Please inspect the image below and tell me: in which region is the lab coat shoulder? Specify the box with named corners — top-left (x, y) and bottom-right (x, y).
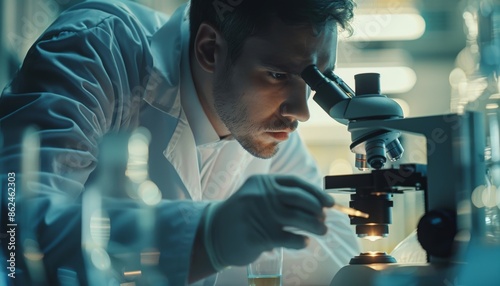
top-left (49, 0), bottom-right (167, 38)
top-left (3, 0), bottom-right (173, 140)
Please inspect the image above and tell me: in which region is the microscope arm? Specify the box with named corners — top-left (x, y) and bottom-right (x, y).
top-left (349, 112), bottom-right (486, 259)
top-left (347, 113), bottom-right (485, 208)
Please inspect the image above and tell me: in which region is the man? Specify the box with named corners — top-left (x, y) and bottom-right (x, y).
top-left (0, 0), bottom-right (358, 285)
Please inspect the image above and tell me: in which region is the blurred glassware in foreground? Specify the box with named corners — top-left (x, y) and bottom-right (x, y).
top-left (454, 1), bottom-right (500, 284)
top-left (453, 0), bottom-right (500, 243)
top-left (484, 112), bottom-right (500, 243)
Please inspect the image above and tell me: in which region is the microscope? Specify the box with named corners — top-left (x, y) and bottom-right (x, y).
top-left (301, 65), bottom-right (487, 285)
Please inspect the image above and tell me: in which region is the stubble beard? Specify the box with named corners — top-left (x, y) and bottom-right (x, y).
top-left (212, 68), bottom-right (279, 159)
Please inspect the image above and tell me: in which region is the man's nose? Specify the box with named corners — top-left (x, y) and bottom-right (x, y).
top-left (280, 83), bottom-right (311, 122)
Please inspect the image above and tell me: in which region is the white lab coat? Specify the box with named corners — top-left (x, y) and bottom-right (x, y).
top-left (0, 1), bottom-right (359, 285)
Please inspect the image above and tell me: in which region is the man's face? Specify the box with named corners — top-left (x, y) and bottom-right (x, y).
top-left (213, 19), bottom-right (338, 159)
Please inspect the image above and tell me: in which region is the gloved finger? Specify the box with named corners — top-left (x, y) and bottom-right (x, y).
top-left (274, 175), bottom-right (334, 207)
top-left (276, 208), bottom-right (328, 235)
top-left (274, 184), bottom-right (325, 216)
top-left (272, 230), bottom-right (310, 250)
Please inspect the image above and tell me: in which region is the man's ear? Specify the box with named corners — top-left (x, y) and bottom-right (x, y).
top-left (193, 22), bottom-right (225, 73)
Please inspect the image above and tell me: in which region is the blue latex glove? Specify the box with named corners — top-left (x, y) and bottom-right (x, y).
top-left (203, 174), bottom-right (334, 270)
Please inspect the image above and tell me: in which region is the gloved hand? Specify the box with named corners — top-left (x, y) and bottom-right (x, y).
top-left (202, 174), bottom-right (334, 270)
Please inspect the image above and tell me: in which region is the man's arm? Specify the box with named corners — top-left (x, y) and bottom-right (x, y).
top-left (188, 207), bottom-right (217, 283)
top-left (0, 7), bottom-right (204, 284)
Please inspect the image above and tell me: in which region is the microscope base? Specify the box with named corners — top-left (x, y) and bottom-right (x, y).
top-left (330, 263), bottom-right (460, 286)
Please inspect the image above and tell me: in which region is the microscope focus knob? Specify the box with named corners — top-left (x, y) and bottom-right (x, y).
top-left (417, 209), bottom-right (456, 258)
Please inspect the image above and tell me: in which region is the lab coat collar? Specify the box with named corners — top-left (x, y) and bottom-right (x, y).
top-left (145, 4), bottom-right (203, 201)
top-left (143, 4), bottom-right (187, 117)
top-left (145, 3), bottom-right (220, 146)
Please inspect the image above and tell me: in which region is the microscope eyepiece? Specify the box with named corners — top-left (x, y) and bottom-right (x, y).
top-left (301, 65), bottom-right (325, 90)
top-left (301, 65), bottom-right (350, 117)
top-left (354, 73), bottom-right (381, 95)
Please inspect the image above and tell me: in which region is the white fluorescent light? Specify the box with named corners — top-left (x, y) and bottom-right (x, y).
top-left (486, 103), bottom-right (499, 110)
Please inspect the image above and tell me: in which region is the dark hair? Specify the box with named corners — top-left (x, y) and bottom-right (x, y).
top-left (189, 0), bottom-right (355, 63)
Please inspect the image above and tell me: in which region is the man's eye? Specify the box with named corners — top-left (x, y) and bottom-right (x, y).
top-left (268, 72), bottom-right (287, 80)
